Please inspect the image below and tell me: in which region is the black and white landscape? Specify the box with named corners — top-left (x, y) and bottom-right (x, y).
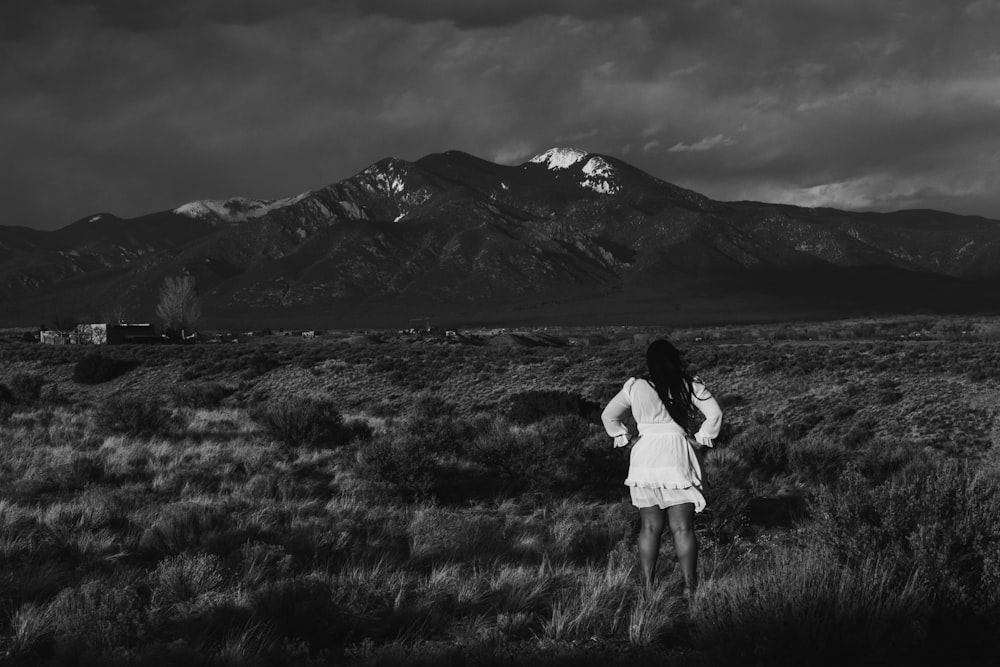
top-left (3, 3), bottom-right (1000, 667)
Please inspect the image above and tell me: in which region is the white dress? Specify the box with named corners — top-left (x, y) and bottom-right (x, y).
top-left (601, 377), bottom-right (723, 512)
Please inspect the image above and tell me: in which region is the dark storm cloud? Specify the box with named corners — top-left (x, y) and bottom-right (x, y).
top-left (355, 0), bottom-right (666, 28)
top-left (2, 0), bottom-right (665, 36)
top-left (2, 0), bottom-right (326, 35)
top-left (2, 0), bottom-right (999, 229)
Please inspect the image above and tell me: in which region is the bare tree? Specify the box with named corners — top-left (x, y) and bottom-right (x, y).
top-left (155, 275), bottom-right (201, 335)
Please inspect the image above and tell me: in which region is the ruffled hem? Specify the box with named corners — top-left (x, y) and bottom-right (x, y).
top-left (629, 486), bottom-right (706, 512)
top-left (624, 480), bottom-right (701, 490)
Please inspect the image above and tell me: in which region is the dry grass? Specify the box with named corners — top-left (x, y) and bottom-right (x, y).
top-left (1, 322), bottom-right (1000, 664)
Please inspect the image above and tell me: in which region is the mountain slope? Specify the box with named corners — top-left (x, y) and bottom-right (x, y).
top-left (2, 148), bottom-right (999, 328)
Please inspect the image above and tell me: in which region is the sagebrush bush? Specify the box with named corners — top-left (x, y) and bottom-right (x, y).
top-left (252, 397), bottom-right (349, 449)
top-left (809, 461), bottom-right (1000, 613)
top-left (787, 435), bottom-right (848, 485)
top-left (139, 501), bottom-right (233, 556)
top-left (359, 431), bottom-right (448, 497)
top-left (465, 415), bottom-right (623, 498)
top-left (728, 425), bottom-right (788, 477)
top-left (150, 552), bottom-right (227, 611)
top-left (7, 372), bottom-right (45, 404)
top-left (170, 382), bottom-right (235, 408)
top-left (94, 394), bottom-right (177, 437)
top-left (243, 349), bottom-right (280, 378)
top-left (408, 507), bottom-right (508, 562)
top-left (465, 419), bottom-right (525, 479)
top-left (72, 352), bottom-right (135, 384)
top-left (505, 389), bottom-right (600, 425)
top-left (45, 578), bottom-right (146, 655)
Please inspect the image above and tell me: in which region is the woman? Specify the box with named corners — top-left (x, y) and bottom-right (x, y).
top-left (601, 339), bottom-right (723, 593)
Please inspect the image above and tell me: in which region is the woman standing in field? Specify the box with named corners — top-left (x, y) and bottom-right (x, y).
top-left (601, 339), bottom-right (723, 594)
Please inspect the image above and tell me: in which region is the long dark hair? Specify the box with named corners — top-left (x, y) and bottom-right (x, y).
top-left (644, 339), bottom-right (695, 433)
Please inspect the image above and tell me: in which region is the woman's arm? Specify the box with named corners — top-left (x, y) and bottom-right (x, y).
top-left (691, 378), bottom-right (723, 447)
top-left (602, 378), bottom-right (635, 447)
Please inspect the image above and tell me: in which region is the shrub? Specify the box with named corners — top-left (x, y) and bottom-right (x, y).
top-left (244, 350), bottom-right (280, 378)
top-left (45, 578), bottom-right (145, 655)
top-left (809, 461), bottom-right (1000, 612)
top-left (139, 501), bottom-right (232, 556)
top-left (841, 419), bottom-right (874, 448)
top-left (359, 431), bottom-right (447, 497)
top-left (150, 552), bottom-right (227, 611)
top-left (505, 390), bottom-right (600, 426)
top-left (94, 394), bottom-right (176, 437)
top-left (788, 436), bottom-right (848, 485)
top-left (465, 420), bottom-right (525, 479)
top-left (73, 353), bottom-right (134, 384)
top-left (728, 425), bottom-right (788, 477)
top-left (7, 372), bottom-right (45, 404)
top-left (465, 415), bottom-right (622, 497)
top-left (252, 398), bottom-right (348, 449)
top-left (410, 392), bottom-right (457, 420)
top-left (407, 507), bottom-right (508, 562)
top-left (170, 382), bottom-right (235, 408)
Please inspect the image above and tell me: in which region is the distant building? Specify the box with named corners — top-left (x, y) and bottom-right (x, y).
top-left (40, 323), bottom-right (160, 345)
top-left (39, 330), bottom-right (73, 345)
top-left (106, 323), bottom-right (160, 344)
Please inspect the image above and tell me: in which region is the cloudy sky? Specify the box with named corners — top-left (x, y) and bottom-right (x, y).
top-left (3, 0), bottom-right (1000, 230)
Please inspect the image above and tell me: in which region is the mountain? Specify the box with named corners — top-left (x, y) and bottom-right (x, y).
top-left (2, 147), bottom-right (999, 329)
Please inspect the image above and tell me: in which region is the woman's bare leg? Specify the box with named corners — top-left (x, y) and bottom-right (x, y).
top-left (637, 506), bottom-right (667, 589)
top-left (667, 502), bottom-right (697, 594)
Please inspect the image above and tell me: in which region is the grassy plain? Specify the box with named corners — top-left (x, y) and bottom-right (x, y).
top-left (2, 316), bottom-right (1000, 665)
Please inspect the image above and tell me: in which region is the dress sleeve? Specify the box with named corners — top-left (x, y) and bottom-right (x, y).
top-left (602, 378), bottom-right (636, 447)
top-left (691, 378), bottom-right (723, 447)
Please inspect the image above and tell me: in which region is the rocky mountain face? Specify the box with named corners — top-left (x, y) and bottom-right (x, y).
top-left (2, 147), bottom-right (999, 328)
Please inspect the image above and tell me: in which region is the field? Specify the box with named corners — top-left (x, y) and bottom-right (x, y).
top-left (2, 316), bottom-right (1000, 666)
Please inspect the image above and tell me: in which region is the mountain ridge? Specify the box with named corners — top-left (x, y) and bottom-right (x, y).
top-left (2, 147), bottom-right (998, 328)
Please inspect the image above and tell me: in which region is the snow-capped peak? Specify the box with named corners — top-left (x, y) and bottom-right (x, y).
top-left (173, 193), bottom-right (310, 223)
top-left (529, 147), bottom-right (589, 170)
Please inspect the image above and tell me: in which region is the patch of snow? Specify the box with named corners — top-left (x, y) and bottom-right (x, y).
top-left (173, 192), bottom-right (311, 223)
top-left (394, 211), bottom-right (406, 222)
top-left (363, 161), bottom-right (409, 197)
top-left (88, 215), bottom-right (102, 223)
top-left (529, 147), bottom-right (588, 170)
top-left (501, 182), bottom-right (509, 190)
top-left (373, 171), bottom-right (406, 196)
top-left (580, 156), bottom-right (620, 194)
